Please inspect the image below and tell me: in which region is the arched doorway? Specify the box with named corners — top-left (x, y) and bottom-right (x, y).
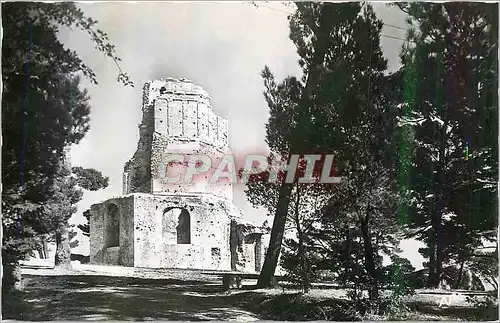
top-left (105, 203), bottom-right (120, 248)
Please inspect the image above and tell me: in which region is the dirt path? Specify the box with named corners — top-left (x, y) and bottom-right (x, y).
top-left (5, 269), bottom-right (261, 321)
top-left (4, 266), bottom-right (495, 321)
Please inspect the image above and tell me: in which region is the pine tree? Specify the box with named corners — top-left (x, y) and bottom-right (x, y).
top-left (245, 153), bottom-right (330, 293)
top-left (2, 2), bottom-right (129, 290)
top-left (78, 209), bottom-right (91, 238)
top-left (45, 161), bottom-right (81, 270)
top-left (43, 162), bottom-right (109, 270)
top-left (396, 2), bottom-right (498, 288)
top-left (256, 2), bottom-right (392, 291)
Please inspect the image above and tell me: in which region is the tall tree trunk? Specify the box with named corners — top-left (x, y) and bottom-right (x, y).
top-left (42, 236), bottom-right (48, 259)
top-left (427, 240), bottom-right (437, 287)
top-left (37, 249), bottom-right (44, 259)
top-left (37, 244), bottom-right (44, 259)
top-left (435, 222), bottom-right (444, 288)
top-left (293, 184), bottom-right (309, 293)
top-left (435, 131), bottom-right (447, 288)
top-left (454, 257), bottom-right (465, 289)
top-left (428, 224), bottom-right (444, 288)
top-left (428, 127), bottom-right (447, 288)
top-left (36, 235), bottom-right (48, 259)
top-left (297, 231), bottom-right (309, 293)
top-left (344, 228), bottom-right (352, 265)
top-left (257, 3), bottom-right (333, 288)
top-left (360, 211), bottom-right (379, 304)
top-left (427, 212), bottom-right (444, 288)
top-left (257, 182), bottom-right (293, 287)
top-left (54, 223), bottom-right (72, 270)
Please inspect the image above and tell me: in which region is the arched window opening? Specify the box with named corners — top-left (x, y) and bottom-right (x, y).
top-left (106, 204), bottom-right (120, 248)
top-left (177, 209), bottom-right (191, 244)
top-left (163, 207), bottom-right (191, 244)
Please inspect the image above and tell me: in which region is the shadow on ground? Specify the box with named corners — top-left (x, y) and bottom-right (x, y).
top-left (3, 274), bottom-right (497, 321)
top-left (408, 300), bottom-right (499, 321)
top-left (229, 291), bottom-right (358, 321)
top-left (3, 274), bottom-right (261, 321)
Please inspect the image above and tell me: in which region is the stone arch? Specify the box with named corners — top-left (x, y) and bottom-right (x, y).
top-left (162, 207), bottom-right (191, 244)
top-left (105, 203), bottom-right (120, 248)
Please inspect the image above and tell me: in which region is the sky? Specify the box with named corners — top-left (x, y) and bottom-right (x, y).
top-left (60, 1), bottom-right (425, 269)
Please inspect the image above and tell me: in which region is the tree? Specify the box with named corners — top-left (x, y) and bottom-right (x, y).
top-left (2, 2), bottom-right (130, 290)
top-left (256, 2), bottom-right (392, 289)
top-left (395, 2), bottom-right (498, 288)
top-left (69, 226), bottom-right (79, 249)
top-left (255, 3), bottom-right (340, 287)
top-left (46, 160), bottom-right (80, 270)
top-left (314, 162), bottom-right (400, 305)
top-left (78, 209), bottom-right (91, 237)
top-left (72, 169), bottom-right (109, 243)
top-left (245, 153), bottom-right (331, 293)
top-left (43, 160), bottom-right (108, 270)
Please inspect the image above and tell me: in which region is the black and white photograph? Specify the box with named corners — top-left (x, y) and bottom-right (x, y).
top-left (2, 1), bottom-right (498, 321)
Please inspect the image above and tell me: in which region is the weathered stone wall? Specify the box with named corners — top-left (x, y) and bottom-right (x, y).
top-left (124, 78), bottom-right (231, 199)
top-left (152, 88), bottom-right (229, 150)
top-left (93, 77), bottom-right (269, 273)
top-left (132, 193), bottom-right (233, 270)
top-left (230, 220), bottom-right (269, 273)
top-left (89, 196), bottom-right (134, 266)
top-left (151, 137), bottom-right (233, 200)
top-left (90, 193), bottom-right (269, 272)
top-left (123, 82), bottom-right (155, 194)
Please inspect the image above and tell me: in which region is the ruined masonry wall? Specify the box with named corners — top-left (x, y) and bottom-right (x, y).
top-left (132, 193), bottom-right (232, 270)
top-left (150, 136), bottom-right (233, 200)
top-left (89, 196), bottom-right (134, 266)
top-left (89, 193), bottom-right (269, 272)
top-left (123, 82), bottom-right (155, 194)
top-left (230, 223), bottom-right (267, 273)
top-left (124, 78), bottom-right (232, 199)
top-left (92, 77), bottom-right (270, 273)
top-left (153, 93), bottom-right (229, 150)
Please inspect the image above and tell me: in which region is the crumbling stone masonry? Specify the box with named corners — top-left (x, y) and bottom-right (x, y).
top-left (90, 78), bottom-right (269, 272)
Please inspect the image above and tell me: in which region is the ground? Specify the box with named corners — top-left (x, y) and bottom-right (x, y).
top-left (2, 265), bottom-right (497, 321)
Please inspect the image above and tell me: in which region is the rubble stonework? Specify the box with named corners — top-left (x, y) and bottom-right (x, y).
top-left (90, 78), bottom-right (269, 273)
top-left (123, 78), bottom-right (230, 197)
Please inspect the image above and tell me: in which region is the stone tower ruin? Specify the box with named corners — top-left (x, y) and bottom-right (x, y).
top-left (89, 78), bottom-right (269, 272)
top-left (123, 78), bottom-right (232, 199)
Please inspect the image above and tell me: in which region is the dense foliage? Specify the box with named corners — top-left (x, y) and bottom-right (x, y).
top-left (395, 2), bottom-right (498, 289)
top-left (250, 1), bottom-right (498, 318)
top-left (2, 2), bottom-right (129, 290)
